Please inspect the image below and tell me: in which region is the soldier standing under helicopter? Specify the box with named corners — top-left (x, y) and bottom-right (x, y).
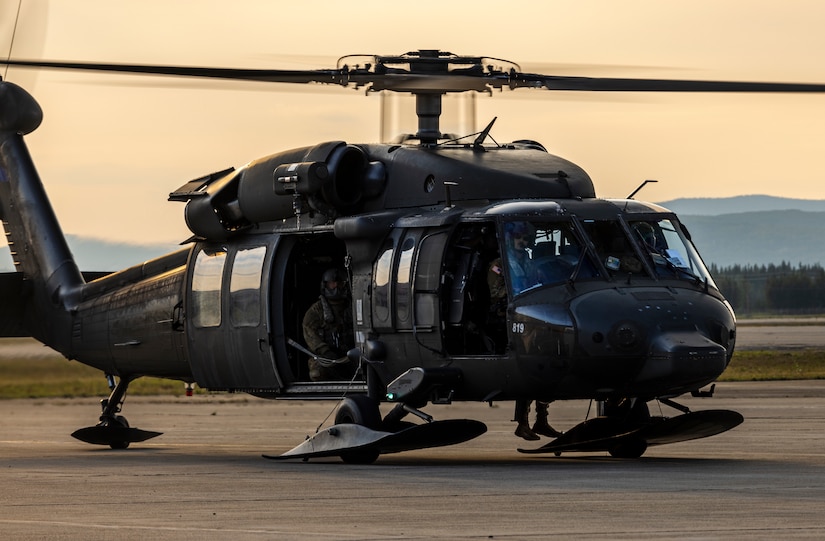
top-left (302, 268), bottom-right (356, 381)
top-left (487, 221), bottom-right (561, 441)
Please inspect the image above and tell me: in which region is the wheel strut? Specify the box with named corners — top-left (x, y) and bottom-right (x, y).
top-left (70, 374), bottom-right (162, 448)
top-left (99, 373), bottom-right (132, 425)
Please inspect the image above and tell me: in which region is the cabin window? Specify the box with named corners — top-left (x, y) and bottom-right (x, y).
top-left (395, 234), bottom-right (417, 329)
top-left (414, 231), bottom-right (448, 329)
top-left (192, 249), bottom-right (227, 328)
top-left (373, 239), bottom-right (394, 328)
top-left (229, 246), bottom-right (266, 327)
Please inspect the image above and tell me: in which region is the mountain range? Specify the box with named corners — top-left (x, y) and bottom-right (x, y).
top-left (657, 196), bottom-right (825, 268)
top-left (0, 195), bottom-right (822, 271)
top-left (0, 235), bottom-right (180, 273)
top-left (655, 195), bottom-right (825, 216)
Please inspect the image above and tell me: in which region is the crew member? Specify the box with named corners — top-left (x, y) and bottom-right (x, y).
top-left (487, 221), bottom-right (538, 351)
top-left (302, 268), bottom-right (355, 381)
top-left (488, 222), bottom-right (561, 440)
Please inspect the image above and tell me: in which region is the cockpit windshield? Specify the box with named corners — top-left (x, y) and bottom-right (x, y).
top-left (499, 216), bottom-right (715, 297)
top-left (627, 218), bottom-right (715, 286)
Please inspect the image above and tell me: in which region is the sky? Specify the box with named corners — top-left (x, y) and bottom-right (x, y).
top-left (2, 0), bottom-right (825, 246)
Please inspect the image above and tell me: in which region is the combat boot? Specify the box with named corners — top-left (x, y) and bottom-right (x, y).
top-left (532, 401), bottom-right (563, 438)
top-left (513, 400), bottom-right (539, 441)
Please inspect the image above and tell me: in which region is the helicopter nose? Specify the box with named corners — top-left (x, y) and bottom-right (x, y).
top-left (570, 287), bottom-right (734, 393)
top-left (635, 327), bottom-right (728, 387)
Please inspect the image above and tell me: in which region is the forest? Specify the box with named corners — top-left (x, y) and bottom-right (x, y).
top-left (711, 262), bottom-right (825, 316)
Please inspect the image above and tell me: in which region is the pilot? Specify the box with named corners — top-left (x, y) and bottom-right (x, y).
top-left (633, 221), bottom-right (659, 251)
top-left (595, 223), bottom-right (643, 274)
top-left (487, 222), bottom-right (561, 440)
top-left (302, 268), bottom-right (356, 381)
top-left (497, 221), bottom-right (541, 295)
top-left (487, 221), bottom-right (539, 321)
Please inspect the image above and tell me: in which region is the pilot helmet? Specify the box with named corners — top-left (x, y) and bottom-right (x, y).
top-left (633, 222), bottom-right (657, 248)
top-left (504, 221), bottom-right (533, 244)
top-left (320, 268), bottom-right (348, 300)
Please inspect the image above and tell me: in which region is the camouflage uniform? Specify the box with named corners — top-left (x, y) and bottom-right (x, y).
top-left (302, 295), bottom-right (354, 381)
top-left (487, 257), bottom-right (508, 308)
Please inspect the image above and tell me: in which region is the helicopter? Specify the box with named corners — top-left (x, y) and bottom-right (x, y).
top-left (3, 50), bottom-right (825, 463)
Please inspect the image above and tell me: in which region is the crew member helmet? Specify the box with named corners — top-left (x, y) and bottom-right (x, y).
top-left (320, 268), bottom-right (348, 299)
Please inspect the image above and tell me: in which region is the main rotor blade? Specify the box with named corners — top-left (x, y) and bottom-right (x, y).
top-left (2, 59), bottom-right (345, 85)
top-left (512, 73), bottom-right (825, 93)
top-left (6, 58), bottom-right (825, 95)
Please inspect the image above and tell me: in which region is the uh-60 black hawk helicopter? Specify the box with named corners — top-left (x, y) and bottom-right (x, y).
top-left (3, 50), bottom-right (825, 463)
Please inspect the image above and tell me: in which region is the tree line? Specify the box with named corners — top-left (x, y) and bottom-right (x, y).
top-left (710, 262), bottom-right (825, 316)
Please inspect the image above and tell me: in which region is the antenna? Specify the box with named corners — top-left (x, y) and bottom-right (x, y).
top-left (473, 117), bottom-right (498, 149)
top-left (3, 1), bottom-right (23, 81)
top-left (627, 179), bottom-right (658, 200)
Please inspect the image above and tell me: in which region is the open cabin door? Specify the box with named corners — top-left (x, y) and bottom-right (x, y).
top-left (185, 239), bottom-right (282, 391)
top-left (270, 231), bottom-right (355, 386)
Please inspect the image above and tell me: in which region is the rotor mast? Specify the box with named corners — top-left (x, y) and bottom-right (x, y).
top-left (415, 90), bottom-right (443, 144)
top-left (410, 51), bottom-right (446, 144)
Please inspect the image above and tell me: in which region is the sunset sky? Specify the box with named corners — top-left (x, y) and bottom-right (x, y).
top-left (2, 0), bottom-right (825, 246)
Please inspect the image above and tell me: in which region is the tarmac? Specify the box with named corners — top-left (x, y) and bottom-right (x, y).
top-left (1, 381), bottom-right (825, 540)
top-left (736, 319), bottom-right (825, 350)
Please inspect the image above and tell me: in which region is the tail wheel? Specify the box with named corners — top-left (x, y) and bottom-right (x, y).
top-left (335, 395), bottom-right (381, 464)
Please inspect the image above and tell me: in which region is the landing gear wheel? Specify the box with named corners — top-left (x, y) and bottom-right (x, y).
top-left (608, 438), bottom-right (647, 458)
top-left (335, 395), bottom-right (381, 464)
top-left (602, 398), bottom-right (650, 458)
top-left (109, 415), bottom-right (130, 450)
top-left (335, 395), bottom-right (381, 427)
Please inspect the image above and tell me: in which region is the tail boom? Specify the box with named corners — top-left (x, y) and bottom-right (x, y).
top-left (0, 80), bottom-right (84, 351)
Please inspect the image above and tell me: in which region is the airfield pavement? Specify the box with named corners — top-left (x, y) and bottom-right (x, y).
top-left (0, 381), bottom-right (824, 540)
top-left (2, 324), bottom-right (825, 540)
top-left (736, 318), bottom-right (825, 350)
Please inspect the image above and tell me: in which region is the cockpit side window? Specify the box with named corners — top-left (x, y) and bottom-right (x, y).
top-left (532, 223), bottom-right (591, 283)
top-left (497, 220), bottom-right (592, 298)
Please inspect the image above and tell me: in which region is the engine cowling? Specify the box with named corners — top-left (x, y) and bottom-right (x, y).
top-left (169, 141), bottom-right (386, 239)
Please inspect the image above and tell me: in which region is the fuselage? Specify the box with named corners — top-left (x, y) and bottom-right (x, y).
top-left (65, 160), bottom-right (735, 405)
top-left (0, 82), bottom-right (735, 408)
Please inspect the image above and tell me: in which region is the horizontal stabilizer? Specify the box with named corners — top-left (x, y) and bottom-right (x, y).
top-left (0, 271), bottom-right (112, 337)
top-left (0, 272), bottom-right (27, 336)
